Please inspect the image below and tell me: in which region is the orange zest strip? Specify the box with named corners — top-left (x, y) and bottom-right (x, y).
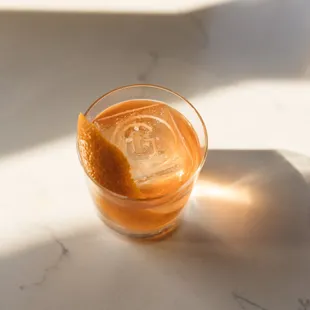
top-left (77, 113), bottom-right (140, 198)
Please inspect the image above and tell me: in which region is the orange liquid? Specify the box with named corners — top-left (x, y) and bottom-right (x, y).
top-left (90, 99), bottom-right (202, 235)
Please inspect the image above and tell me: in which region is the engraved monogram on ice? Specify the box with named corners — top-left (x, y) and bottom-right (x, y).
top-left (124, 120), bottom-right (158, 160)
top-left (110, 112), bottom-right (177, 161)
top-left (119, 115), bottom-right (175, 160)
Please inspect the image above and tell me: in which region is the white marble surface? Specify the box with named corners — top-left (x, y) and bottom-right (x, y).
top-left (1, 0), bottom-right (310, 309)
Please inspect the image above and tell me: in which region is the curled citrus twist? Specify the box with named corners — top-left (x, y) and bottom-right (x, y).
top-left (77, 113), bottom-right (139, 198)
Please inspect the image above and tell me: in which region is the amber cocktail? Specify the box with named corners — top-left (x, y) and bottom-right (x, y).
top-left (77, 85), bottom-right (207, 239)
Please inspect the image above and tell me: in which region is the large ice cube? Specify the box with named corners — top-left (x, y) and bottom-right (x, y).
top-left (94, 102), bottom-right (193, 185)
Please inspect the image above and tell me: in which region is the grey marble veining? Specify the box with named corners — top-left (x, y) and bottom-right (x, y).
top-left (19, 235), bottom-right (69, 290)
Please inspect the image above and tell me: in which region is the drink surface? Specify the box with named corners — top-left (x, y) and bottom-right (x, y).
top-left (93, 99), bottom-right (202, 198)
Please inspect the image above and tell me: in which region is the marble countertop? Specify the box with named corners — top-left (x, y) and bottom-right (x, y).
top-left (0, 0), bottom-right (310, 309)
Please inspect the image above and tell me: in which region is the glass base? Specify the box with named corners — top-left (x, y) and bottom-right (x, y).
top-left (98, 213), bottom-right (180, 241)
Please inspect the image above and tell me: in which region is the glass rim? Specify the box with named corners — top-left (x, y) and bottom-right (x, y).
top-left (77, 83), bottom-right (208, 202)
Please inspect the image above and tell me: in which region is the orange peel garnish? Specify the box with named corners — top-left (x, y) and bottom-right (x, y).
top-left (77, 113), bottom-right (139, 198)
